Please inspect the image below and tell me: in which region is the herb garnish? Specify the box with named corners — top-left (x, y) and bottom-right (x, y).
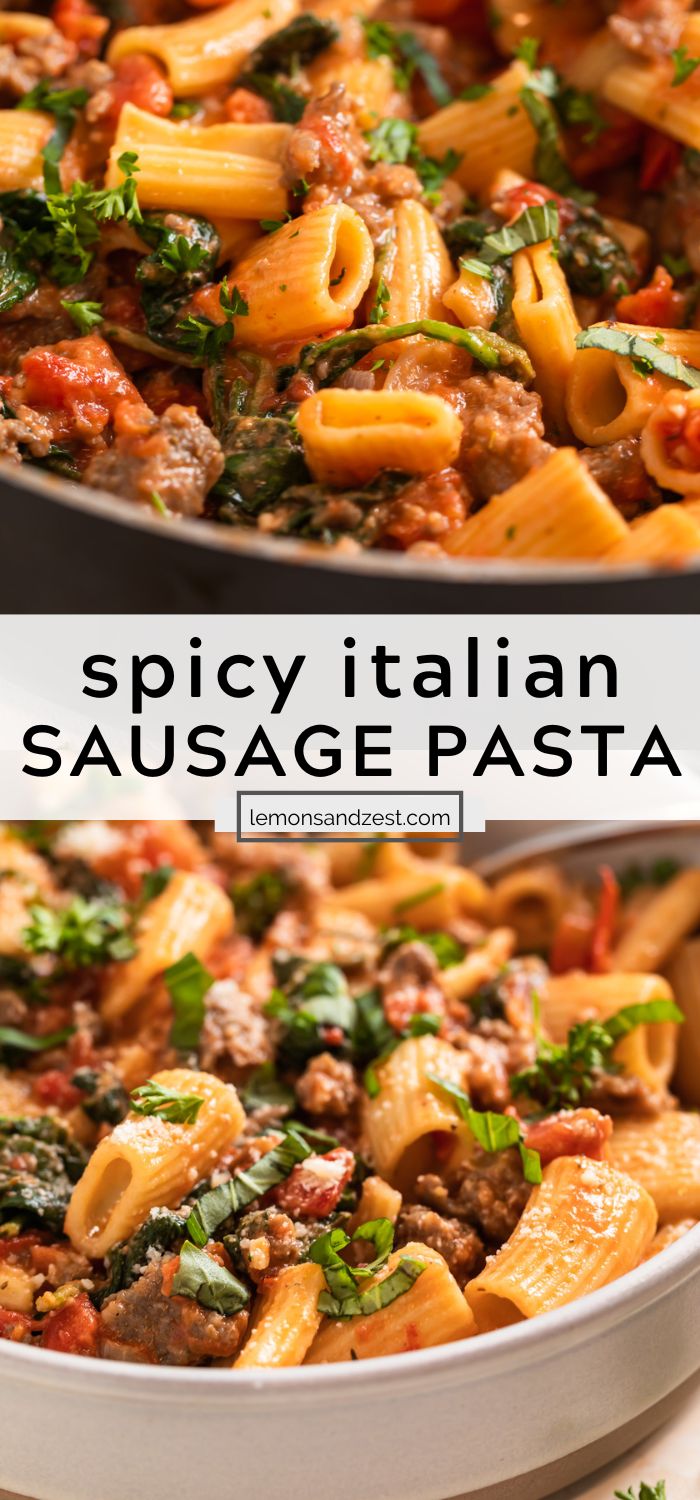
top-left (17, 81), bottom-right (89, 195)
top-left (24, 896), bottom-right (135, 967)
top-left (427, 1073), bottom-right (542, 1183)
top-left (60, 298), bottom-right (103, 334)
top-left (164, 951), bottom-right (214, 1052)
top-left (174, 281), bottom-right (248, 363)
top-left (0, 1025), bottom-right (74, 1057)
top-left (171, 1240), bottom-right (250, 1315)
top-left (130, 1080), bottom-right (204, 1125)
top-left (365, 117), bottom-right (460, 199)
top-left (614, 1484), bottom-right (666, 1500)
top-left (671, 46), bottom-right (700, 86)
top-left (310, 1217), bottom-right (424, 1318)
top-left (186, 1127), bottom-right (312, 1244)
top-left (381, 926), bottom-right (464, 968)
top-left (362, 19), bottom-right (452, 105)
top-left (232, 869), bottom-right (290, 940)
top-left (511, 997), bottom-right (683, 1111)
top-left (575, 327), bottom-right (700, 388)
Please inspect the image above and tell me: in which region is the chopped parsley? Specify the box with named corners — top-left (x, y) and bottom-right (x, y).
top-left (60, 298), bottom-right (103, 334)
top-left (23, 896), bottom-right (135, 967)
top-left (511, 997), bottom-right (683, 1111)
top-left (515, 36), bottom-right (540, 69)
top-left (364, 117), bottom-right (461, 198)
top-left (427, 1073), bottom-right (542, 1184)
top-left (164, 951), bottom-right (214, 1052)
top-left (171, 1240), bottom-right (250, 1315)
top-left (575, 327), bottom-right (700, 389)
top-left (362, 20), bottom-right (452, 105)
top-left (130, 1079), bottom-right (204, 1125)
top-left (369, 275), bottom-right (391, 324)
top-left (614, 1485), bottom-right (666, 1500)
top-left (0, 151), bottom-right (142, 289)
top-left (174, 280), bottom-right (248, 363)
top-left (310, 1218), bottom-right (424, 1318)
top-left (671, 46), bottom-right (700, 86)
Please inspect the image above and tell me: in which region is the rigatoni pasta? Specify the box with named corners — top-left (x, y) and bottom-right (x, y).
top-left (0, 820), bottom-right (698, 1372)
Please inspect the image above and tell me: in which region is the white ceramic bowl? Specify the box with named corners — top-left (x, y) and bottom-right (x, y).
top-left (2, 822), bottom-right (700, 1500)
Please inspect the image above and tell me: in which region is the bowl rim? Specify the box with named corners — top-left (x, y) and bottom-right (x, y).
top-left (3, 455), bottom-right (697, 590)
top-left (2, 817), bottom-right (698, 1400)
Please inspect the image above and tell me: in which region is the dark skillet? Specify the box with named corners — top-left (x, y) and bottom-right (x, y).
top-left (4, 459), bottom-right (700, 613)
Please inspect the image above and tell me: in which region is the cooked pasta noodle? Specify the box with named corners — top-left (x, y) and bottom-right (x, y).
top-left (107, 0), bottom-right (298, 93)
top-left (607, 1113), bottom-right (700, 1223)
top-left (296, 389), bottom-right (463, 485)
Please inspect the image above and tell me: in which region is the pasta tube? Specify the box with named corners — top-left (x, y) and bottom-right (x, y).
top-left (0, 13), bottom-right (55, 39)
top-left (381, 200), bottom-right (455, 326)
top-left (112, 103), bottom-right (292, 161)
top-left (466, 1156), bottom-right (657, 1331)
top-left (607, 1113), bottom-right (700, 1223)
top-left (540, 972), bottom-right (679, 1092)
top-left (105, 142), bottom-right (286, 223)
top-left (364, 1035), bottom-right (468, 1188)
top-left (107, 0), bottom-right (298, 94)
top-left (490, 863), bottom-right (568, 949)
top-left (443, 263), bottom-right (498, 330)
top-left (665, 938), bottom-right (700, 1106)
top-left (440, 928), bottom-right (515, 1004)
top-left (444, 449), bottom-right (628, 559)
top-left (512, 242), bottom-right (580, 437)
top-left (643, 1220), bottom-right (697, 1261)
top-left (296, 389), bottom-right (463, 486)
top-left (0, 110), bottom-right (53, 192)
top-left (217, 205), bottom-right (374, 344)
top-left (611, 869), bottom-right (700, 973)
top-left (604, 507), bottom-right (700, 565)
top-left (320, 861), bottom-right (489, 927)
top-left (567, 325), bottom-right (700, 446)
top-left (417, 62), bottom-right (538, 196)
top-left (603, 15), bottom-right (700, 153)
top-left (235, 1263), bottom-right (326, 1367)
top-left (65, 1068), bottom-right (244, 1256)
top-left (101, 871), bottom-right (233, 1023)
top-left (305, 1243), bottom-right (475, 1362)
top-left (641, 387), bottom-right (700, 496)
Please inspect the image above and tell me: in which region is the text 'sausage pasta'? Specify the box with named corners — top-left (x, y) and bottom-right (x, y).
top-left (2, 0), bottom-right (700, 562)
top-left (0, 821), bottom-right (697, 1365)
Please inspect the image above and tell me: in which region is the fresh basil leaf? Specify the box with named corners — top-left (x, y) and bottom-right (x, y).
top-left (511, 997), bottom-right (682, 1111)
top-left (171, 1240), bottom-right (250, 1315)
top-left (310, 1219), bottom-right (425, 1319)
top-left (186, 1127), bottom-right (312, 1244)
top-left (165, 951), bottom-right (214, 1051)
top-left (575, 327), bottom-right (700, 389)
top-left (130, 1079), bottom-right (204, 1125)
top-left (0, 1025), bottom-right (74, 1054)
top-left (427, 1073), bottom-right (542, 1185)
top-left (240, 1062), bottom-right (295, 1113)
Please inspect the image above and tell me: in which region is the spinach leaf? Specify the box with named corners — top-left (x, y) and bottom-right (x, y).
top-left (96, 1207), bottom-right (186, 1303)
top-left (0, 241), bottom-right (37, 315)
top-left (186, 1127), bottom-right (312, 1244)
top-left (0, 1115), bottom-right (88, 1231)
top-left (208, 415), bottom-right (309, 521)
top-left (295, 319), bottom-right (533, 386)
top-left (245, 13), bottom-right (339, 73)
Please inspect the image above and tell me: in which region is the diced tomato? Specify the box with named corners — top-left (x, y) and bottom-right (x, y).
top-left (269, 1147), bottom-right (355, 1218)
top-left (549, 909), bottom-right (594, 974)
top-left (498, 180), bottom-right (568, 222)
top-left (51, 0), bottom-right (108, 54)
top-left (0, 1232), bottom-right (47, 1263)
top-left (522, 1107), bottom-right (613, 1165)
top-left (640, 129), bottom-right (682, 192)
top-left (32, 1070), bottom-right (83, 1111)
top-left (89, 820), bottom-right (203, 899)
top-left (101, 285), bottom-right (147, 334)
top-left (40, 1292), bottom-right (100, 1356)
top-left (658, 392), bottom-right (700, 471)
top-left (225, 88), bottom-right (274, 124)
top-left (379, 470), bottom-right (469, 551)
top-left (98, 54), bottom-right (173, 131)
top-left (590, 865), bottom-right (620, 974)
top-left (616, 265), bottom-right (686, 328)
top-left (0, 1307), bottom-right (32, 1342)
top-left (17, 335), bottom-right (144, 445)
top-left (568, 105), bottom-right (642, 181)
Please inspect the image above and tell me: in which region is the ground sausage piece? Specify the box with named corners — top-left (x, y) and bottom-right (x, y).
top-left (581, 436), bottom-right (662, 519)
top-left (585, 1069), bottom-right (669, 1116)
top-left (522, 1107), bottom-right (612, 1166)
top-left (283, 84), bottom-right (366, 201)
top-left (84, 403), bottom-right (224, 516)
top-left (199, 979), bottom-right (272, 1075)
top-left (0, 29), bottom-right (76, 97)
top-left (231, 1208), bottom-right (322, 1283)
top-left (100, 1259), bottom-right (249, 1364)
top-left (295, 1052), bottom-right (359, 1118)
top-left (395, 1205), bottom-right (485, 1287)
top-left (458, 1033), bottom-right (511, 1111)
top-left (0, 404), bottom-right (53, 463)
top-left (456, 374), bottom-right (554, 501)
top-left (416, 1148), bottom-right (531, 1245)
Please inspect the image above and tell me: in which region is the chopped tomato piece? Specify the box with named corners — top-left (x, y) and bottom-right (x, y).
top-left (590, 865), bottom-right (620, 974)
top-left (0, 1307), bottom-right (32, 1342)
top-left (0, 1232), bottom-right (47, 1263)
top-left (89, 820), bottom-right (204, 899)
top-left (523, 1107), bottom-right (613, 1165)
top-left (99, 54), bottom-right (173, 130)
top-left (32, 1069), bottom-right (83, 1111)
top-left (138, 367), bottom-right (207, 419)
top-left (498, 180), bottom-right (568, 222)
top-left (616, 265), bottom-right (686, 328)
top-left (549, 909), bottom-right (594, 974)
top-left (17, 335), bottom-right (144, 445)
top-left (640, 129), bottom-right (682, 192)
top-left (51, 0), bottom-right (108, 54)
top-left (40, 1292), bottom-right (100, 1356)
top-left (269, 1147), bottom-right (355, 1218)
top-left (101, 286), bottom-right (147, 334)
top-left (225, 88), bottom-right (274, 124)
